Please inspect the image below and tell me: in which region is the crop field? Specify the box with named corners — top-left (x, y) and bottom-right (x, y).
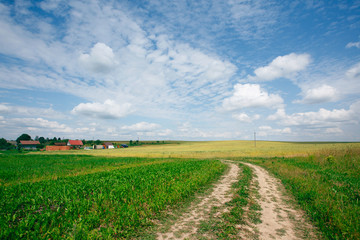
top-left (1, 141), bottom-right (360, 239)
top-left (31, 140), bottom-right (360, 159)
top-left (0, 154), bottom-right (225, 239)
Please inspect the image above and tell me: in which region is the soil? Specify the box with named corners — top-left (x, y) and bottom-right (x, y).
top-left (156, 162), bottom-right (240, 240)
top-left (156, 161), bottom-right (318, 240)
top-left (241, 162), bottom-right (318, 240)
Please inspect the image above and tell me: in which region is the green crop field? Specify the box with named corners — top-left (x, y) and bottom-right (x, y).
top-left (1, 141), bottom-right (360, 239)
top-left (0, 153), bottom-right (226, 239)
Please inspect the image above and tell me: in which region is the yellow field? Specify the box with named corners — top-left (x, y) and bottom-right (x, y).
top-left (32, 141), bottom-right (360, 159)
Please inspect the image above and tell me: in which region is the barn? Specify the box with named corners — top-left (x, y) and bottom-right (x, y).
top-left (20, 140), bottom-right (40, 150)
top-left (67, 140), bottom-right (83, 149)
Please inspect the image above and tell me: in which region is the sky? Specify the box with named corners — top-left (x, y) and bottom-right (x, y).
top-left (0, 0), bottom-right (360, 141)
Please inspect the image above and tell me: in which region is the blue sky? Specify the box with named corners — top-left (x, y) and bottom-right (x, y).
top-left (0, 0), bottom-right (360, 141)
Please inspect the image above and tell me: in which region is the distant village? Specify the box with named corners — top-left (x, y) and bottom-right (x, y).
top-left (0, 133), bottom-right (167, 151)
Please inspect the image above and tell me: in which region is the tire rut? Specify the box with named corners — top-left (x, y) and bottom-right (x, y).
top-left (156, 162), bottom-right (240, 240)
top-left (241, 162), bottom-right (318, 240)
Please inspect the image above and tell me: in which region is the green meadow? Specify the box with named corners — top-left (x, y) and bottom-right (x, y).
top-left (1, 141), bottom-right (359, 239)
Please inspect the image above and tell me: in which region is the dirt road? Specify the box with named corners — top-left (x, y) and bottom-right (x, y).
top-left (241, 162), bottom-right (317, 240)
top-left (156, 161), bottom-right (317, 240)
top-left (157, 162), bottom-right (240, 240)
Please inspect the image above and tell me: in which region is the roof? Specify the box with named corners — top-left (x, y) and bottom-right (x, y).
top-left (104, 142), bottom-right (113, 146)
top-left (68, 140), bottom-right (83, 146)
top-left (20, 140), bottom-right (40, 145)
top-left (54, 142), bottom-right (66, 146)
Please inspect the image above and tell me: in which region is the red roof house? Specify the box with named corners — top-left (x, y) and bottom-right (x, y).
top-left (20, 140), bottom-right (40, 150)
top-left (67, 140), bottom-right (83, 149)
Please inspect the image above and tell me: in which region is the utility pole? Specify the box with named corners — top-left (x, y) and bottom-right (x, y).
top-left (254, 131), bottom-right (256, 147)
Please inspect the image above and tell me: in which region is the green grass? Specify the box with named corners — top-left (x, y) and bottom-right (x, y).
top-left (0, 154), bottom-right (174, 186)
top-left (2, 141), bottom-right (360, 239)
top-left (214, 164), bottom-right (256, 239)
top-left (0, 154), bottom-right (226, 239)
top-left (236, 147), bottom-right (360, 239)
top-left (198, 163), bottom-right (259, 239)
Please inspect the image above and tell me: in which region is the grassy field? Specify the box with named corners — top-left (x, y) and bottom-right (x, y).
top-left (2, 141), bottom-right (360, 239)
top-left (232, 145), bottom-right (360, 239)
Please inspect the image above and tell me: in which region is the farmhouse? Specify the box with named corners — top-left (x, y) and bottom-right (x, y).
top-left (104, 142), bottom-right (114, 149)
top-left (67, 140), bottom-right (83, 149)
top-left (20, 140), bottom-right (40, 150)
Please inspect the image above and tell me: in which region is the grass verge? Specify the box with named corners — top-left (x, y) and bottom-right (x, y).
top-left (235, 147), bottom-right (360, 239)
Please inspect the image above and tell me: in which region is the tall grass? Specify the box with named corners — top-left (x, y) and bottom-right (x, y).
top-left (241, 147), bottom-right (360, 239)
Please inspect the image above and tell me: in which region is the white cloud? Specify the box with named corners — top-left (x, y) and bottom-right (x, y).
top-left (232, 113), bottom-right (260, 122)
top-left (293, 62), bottom-right (360, 104)
top-left (71, 99), bottom-right (133, 119)
top-left (11, 117), bottom-right (73, 133)
top-left (157, 129), bottom-right (173, 137)
top-left (0, 1), bottom-right (238, 118)
top-left (297, 84), bottom-right (339, 104)
top-left (346, 41), bottom-right (360, 48)
top-left (325, 127), bottom-right (343, 134)
top-left (346, 62), bottom-right (360, 79)
top-left (75, 127), bottom-right (96, 133)
top-left (258, 125), bottom-right (291, 137)
top-left (0, 104), bottom-right (10, 113)
top-left (268, 101), bottom-right (360, 127)
top-left (249, 53), bottom-right (311, 81)
top-left (0, 103), bottom-right (65, 119)
top-left (222, 84), bottom-right (283, 111)
top-left (119, 122), bottom-right (173, 139)
top-left (121, 122), bottom-right (160, 131)
top-left (79, 42), bottom-right (116, 73)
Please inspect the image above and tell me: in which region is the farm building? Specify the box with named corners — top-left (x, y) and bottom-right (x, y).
top-left (104, 142), bottom-right (114, 149)
top-left (7, 140), bottom-right (17, 146)
top-left (67, 140), bottom-right (83, 149)
top-left (20, 140), bottom-right (40, 150)
top-left (46, 146), bottom-right (71, 151)
top-left (93, 145), bottom-right (104, 149)
top-left (54, 142), bottom-right (66, 146)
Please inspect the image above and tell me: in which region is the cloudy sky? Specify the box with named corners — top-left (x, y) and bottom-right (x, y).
top-left (1, 0), bottom-right (360, 141)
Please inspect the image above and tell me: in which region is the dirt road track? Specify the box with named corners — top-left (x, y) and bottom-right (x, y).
top-left (242, 162), bottom-right (318, 240)
top-left (157, 162), bottom-right (240, 240)
top-left (156, 161), bottom-right (317, 240)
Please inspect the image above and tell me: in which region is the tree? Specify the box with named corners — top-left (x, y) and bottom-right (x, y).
top-left (0, 138), bottom-right (12, 150)
top-left (39, 137), bottom-right (45, 144)
top-left (16, 133), bottom-right (31, 144)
